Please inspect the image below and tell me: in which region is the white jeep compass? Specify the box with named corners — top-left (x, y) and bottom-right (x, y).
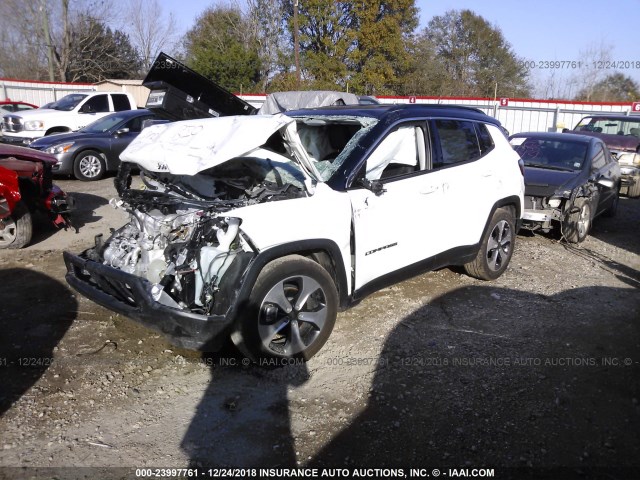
top-left (64, 104), bottom-right (524, 363)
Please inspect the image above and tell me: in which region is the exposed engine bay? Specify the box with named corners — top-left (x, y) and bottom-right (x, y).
top-left (90, 154), bottom-right (311, 315)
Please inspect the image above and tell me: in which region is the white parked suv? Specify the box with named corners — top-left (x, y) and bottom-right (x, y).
top-left (64, 104), bottom-right (524, 364)
top-left (1, 91), bottom-right (137, 146)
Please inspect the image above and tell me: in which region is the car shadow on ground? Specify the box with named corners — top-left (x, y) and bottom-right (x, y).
top-left (181, 344), bottom-right (309, 468)
top-left (0, 269), bottom-right (77, 416)
top-left (177, 284), bottom-right (640, 475)
top-left (26, 192), bottom-right (108, 247)
top-left (66, 192), bottom-right (109, 230)
top-left (307, 285), bottom-right (640, 478)
top-left (589, 197), bottom-right (640, 257)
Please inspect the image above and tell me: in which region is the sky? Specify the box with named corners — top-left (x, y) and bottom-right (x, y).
top-left (163, 0), bottom-right (640, 96)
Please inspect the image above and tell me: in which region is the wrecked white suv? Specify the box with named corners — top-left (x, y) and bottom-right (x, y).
top-left (64, 104), bottom-right (524, 363)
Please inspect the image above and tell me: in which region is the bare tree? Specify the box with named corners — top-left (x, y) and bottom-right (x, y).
top-left (0, 0), bottom-right (49, 80)
top-left (125, 0), bottom-right (177, 71)
top-left (571, 41), bottom-right (613, 101)
top-left (532, 69), bottom-right (579, 100)
top-left (0, 0), bottom-right (125, 82)
top-left (531, 41), bottom-right (614, 100)
top-left (245, 0), bottom-right (290, 91)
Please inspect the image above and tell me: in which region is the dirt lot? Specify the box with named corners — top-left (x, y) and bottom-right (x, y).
top-left (1, 176), bottom-right (639, 480)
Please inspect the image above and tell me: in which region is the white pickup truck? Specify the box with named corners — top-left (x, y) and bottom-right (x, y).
top-left (0, 91), bottom-right (137, 146)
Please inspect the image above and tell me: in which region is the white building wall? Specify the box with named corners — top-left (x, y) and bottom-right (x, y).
top-left (0, 78), bottom-right (96, 106)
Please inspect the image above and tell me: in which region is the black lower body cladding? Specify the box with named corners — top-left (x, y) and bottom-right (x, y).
top-left (63, 251), bottom-right (253, 351)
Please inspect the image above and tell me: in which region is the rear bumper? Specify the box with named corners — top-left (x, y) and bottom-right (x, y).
top-left (619, 166), bottom-right (639, 186)
top-left (63, 251), bottom-right (233, 350)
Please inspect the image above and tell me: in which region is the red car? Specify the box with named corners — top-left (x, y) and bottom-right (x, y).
top-left (0, 100), bottom-right (38, 115)
top-left (0, 144), bottom-right (73, 248)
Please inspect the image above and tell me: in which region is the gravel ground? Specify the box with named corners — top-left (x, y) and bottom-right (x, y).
top-left (0, 176), bottom-right (639, 480)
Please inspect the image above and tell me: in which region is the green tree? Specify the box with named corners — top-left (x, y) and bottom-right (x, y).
top-left (575, 73), bottom-right (640, 102)
top-left (279, 0), bottom-right (418, 93)
top-left (183, 5), bottom-right (262, 92)
top-left (400, 35), bottom-right (448, 96)
top-left (348, 0), bottom-right (419, 95)
top-left (281, 0), bottom-right (354, 90)
top-left (422, 9), bottom-right (530, 97)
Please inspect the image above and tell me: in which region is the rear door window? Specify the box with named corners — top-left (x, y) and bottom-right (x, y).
top-left (112, 94), bottom-right (131, 112)
top-left (432, 119), bottom-right (481, 168)
top-left (476, 122), bottom-right (495, 155)
top-left (83, 95), bottom-right (109, 113)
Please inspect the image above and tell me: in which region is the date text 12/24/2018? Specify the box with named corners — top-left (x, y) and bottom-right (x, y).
top-left (519, 60), bottom-right (640, 70)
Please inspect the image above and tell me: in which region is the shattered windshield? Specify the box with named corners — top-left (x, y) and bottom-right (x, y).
top-left (291, 115), bottom-right (377, 181)
top-left (119, 114), bottom-right (377, 204)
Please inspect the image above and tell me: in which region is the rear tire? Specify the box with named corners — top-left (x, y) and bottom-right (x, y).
top-left (74, 150), bottom-right (105, 181)
top-left (563, 197), bottom-right (591, 243)
top-left (231, 255), bottom-right (338, 364)
top-left (464, 207), bottom-right (515, 280)
top-left (0, 201), bottom-right (33, 249)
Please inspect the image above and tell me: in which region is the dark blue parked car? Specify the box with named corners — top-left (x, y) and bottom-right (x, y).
top-left (509, 132), bottom-right (621, 243)
top-left (29, 109), bottom-right (157, 181)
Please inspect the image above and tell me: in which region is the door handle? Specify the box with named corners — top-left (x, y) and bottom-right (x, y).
top-left (420, 186), bottom-right (439, 195)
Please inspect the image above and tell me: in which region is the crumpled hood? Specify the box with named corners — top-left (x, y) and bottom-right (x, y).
top-left (121, 114), bottom-right (309, 177)
top-left (524, 167), bottom-right (582, 197)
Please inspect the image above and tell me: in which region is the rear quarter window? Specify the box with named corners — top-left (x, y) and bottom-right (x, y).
top-left (476, 123), bottom-right (495, 155)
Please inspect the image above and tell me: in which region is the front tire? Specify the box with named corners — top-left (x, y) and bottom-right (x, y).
top-left (0, 201), bottom-right (33, 249)
top-left (231, 255), bottom-right (338, 363)
top-left (464, 207), bottom-right (515, 280)
top-left (563, 197), bottom-right (591, 243)
top-left (74, 150), bottom-right (105, 181)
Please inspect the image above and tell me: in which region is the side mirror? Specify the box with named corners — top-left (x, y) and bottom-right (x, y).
top-left (596, 177), bottom-right (615, 189)
top-left (114, 128), bottom-right (130, 136)
top-left (562, 128), bottom-right (570, 133)
top-left (358, 178), bottom-right (386, 196)
top-left (80, 104), bottom-right (94, 114)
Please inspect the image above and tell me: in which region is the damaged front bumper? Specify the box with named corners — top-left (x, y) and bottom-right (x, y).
top-left (521, 207), bottom-right (562, 230)
top-left (64, 251), bottom-right (233, 350)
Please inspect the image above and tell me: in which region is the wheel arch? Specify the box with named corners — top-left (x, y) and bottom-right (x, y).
top-left (486, 196), bottom-right (521, 237)
top-left (45, 127), bottom-right (71, 136)
top-left (234, 239), bottom-right (350, 315)
top-left (73, 146), bottom-right (107, 163)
